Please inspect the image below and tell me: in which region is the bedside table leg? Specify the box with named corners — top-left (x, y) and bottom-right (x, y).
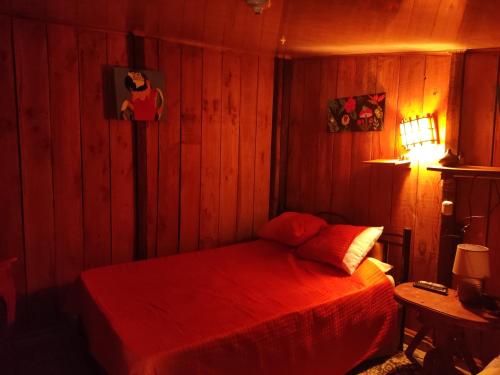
top-left (405, 324), bottom-right (431, 361)
top-left (453, 332), bottom-right (480, 374)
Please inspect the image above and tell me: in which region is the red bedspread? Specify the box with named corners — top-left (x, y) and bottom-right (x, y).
top-left (79, 239), bottom-right (397, 375)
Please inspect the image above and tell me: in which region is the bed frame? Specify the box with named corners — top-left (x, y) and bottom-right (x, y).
top-left (316, 211), bottom-right (412, 350)
top-left (78, 212), bottom-right (413, 373)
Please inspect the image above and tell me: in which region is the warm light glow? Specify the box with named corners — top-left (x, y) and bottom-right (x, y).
top-left (400, 115), bottom-right (438, 150)
top-left (291, 43), bottom-right (465, 56)
top-left (406, 143), bottom-right (445, 163)
top-left (400, 114), bottom-right (442, 162)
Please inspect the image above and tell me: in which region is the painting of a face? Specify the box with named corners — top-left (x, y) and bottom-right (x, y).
top-left (113, 68), bottom-right (166, 121)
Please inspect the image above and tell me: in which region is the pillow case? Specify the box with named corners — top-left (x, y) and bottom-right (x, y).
top-left (257, 212), bottom-right (327, 246)
top-left (366, 257), bottom-right (393, 273)
top-left (297, 224), bottom-right (383, 274)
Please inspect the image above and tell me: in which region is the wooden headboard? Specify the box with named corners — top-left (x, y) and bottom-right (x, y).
top-left (315, 212), bottom-right (412, 284)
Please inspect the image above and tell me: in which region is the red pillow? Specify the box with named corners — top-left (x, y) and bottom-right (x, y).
top-left (258, 212), bottom-right (327, 246)
top-left (297, 224), bottom-right (383, 274)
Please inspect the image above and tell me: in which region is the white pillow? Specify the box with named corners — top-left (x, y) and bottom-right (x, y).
top-left (366, 257), bottom-right (393, 273)
top-left (342, 227), bottom-right (384, 274)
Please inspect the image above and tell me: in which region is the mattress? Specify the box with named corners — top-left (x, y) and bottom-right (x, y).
top-left (78, 239), bottom-right (397, 375)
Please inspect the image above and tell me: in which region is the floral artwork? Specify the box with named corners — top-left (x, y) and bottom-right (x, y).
top-left (327, 92), bottom-right (385, 132)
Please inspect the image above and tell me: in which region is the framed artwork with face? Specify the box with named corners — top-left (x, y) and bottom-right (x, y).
top-left (113, 67), bottom-right (165, 121)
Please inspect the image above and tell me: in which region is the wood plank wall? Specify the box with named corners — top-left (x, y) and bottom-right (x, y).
top-left (0, 16), bottom-right (274, 323)
top-left (456, 50), bottom-right (500, 361)
top-left (283, 54), bottom-right (451, 283)
top-left (458, 50), bottom-right (500, 298)
top-left (280, 51), bottom-right (500, 363)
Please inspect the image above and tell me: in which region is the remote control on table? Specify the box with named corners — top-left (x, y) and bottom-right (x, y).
top-left (413, 280), bottom-right (448, 295)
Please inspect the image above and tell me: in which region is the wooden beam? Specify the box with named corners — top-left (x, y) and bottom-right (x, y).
top-left (131, 33), bottom-right (156, 260)
top-left (437, 52), bottom-right (465, 286)
top-left (270, 58), bottom-right (292, 217)
top-left (445, 52), bottom-right (465, 152)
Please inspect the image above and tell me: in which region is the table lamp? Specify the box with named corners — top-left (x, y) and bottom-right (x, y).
top-left (452, 244), bottom-right (490, 305)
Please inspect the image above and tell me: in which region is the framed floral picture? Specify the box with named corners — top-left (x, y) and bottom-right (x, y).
top-left (327, 92), bottom-right (385, 133)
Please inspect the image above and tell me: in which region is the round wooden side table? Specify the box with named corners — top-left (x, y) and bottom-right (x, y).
top-left (394, 282), bottom-right (500, 375)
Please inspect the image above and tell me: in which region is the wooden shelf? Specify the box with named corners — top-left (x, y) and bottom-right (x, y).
top-left (427, 165), bottom-right (500, 179)
top-left (363, 159), bottom-right (411, 166)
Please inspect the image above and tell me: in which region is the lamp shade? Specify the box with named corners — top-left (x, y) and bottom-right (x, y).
top-left (452, 244), bottom-right (490, 279)
top-left (400, 114), bottom-right (438, 150)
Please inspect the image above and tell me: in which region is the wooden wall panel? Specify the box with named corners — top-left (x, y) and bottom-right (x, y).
top-left (349, 57), bottom-right (377, 224)
top-left (200, 50), bottom-right (222, 249)
top-left (79, 31), bottom-right (111, 269)
top-left (411, 56), bottom-right (451, 282)
top-left (4, 15), bottom-right (275, 323)
top-left (368, 56), bottom-right (401, 226)
top-left (14, 19), bottom-right (56, 315)
top-left (253, 57), bottom-right (275, 232)
top-left (144, 38), bottom-right (160, 259)
top-left (484, 69), bottom-right (500, 360)
top-left (282, 50), bottom-right (500, 362)
top-left (236, 55), bottom-right (258, 241)
top-left (0, 16), bottom-right (25, 299)
top-left (285, 61), bottom-right (305, 211)
top-left (284, 53), bottom-right (452, 281)
top-left (180, 46), bottom-right (203, 252)
top-left (313, 58), bottom-right (337, 213)
top-left (456, 52), bottom-right (500, 296)
top-left (489, 71), bottom-right (500, 299)
top-left (331, 57), bottom-right (355, 219)
top-left (299, 60), bottom-right (322, 213)
top-left (373, 56), bottom-right (400, 160)
top-left (47, 24), bottom-right (84, 287)
top-left (0, 0), bottom-right (11, 13)
top-left (219, 52), bottom-right (241, 245)
top-left (457, 52), bottom-right (499, 246)
top-left (157, 42), bottom-right (181, 257)
top-left (454, 50), bottom-right (500, 364)
top-left (269, 59), bottom-right (285, 217)
top-left (390, 56), bottom-right (425, 242)
top-left (107, 33), bottom-right (135, 265)
top-left (460, 53), bottom-right (498, 165)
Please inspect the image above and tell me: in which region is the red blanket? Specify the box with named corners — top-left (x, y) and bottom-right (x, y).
top-left (79, 240), bottom-right (397, 375)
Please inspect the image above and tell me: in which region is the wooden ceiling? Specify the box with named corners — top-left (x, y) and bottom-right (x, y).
top-left (3, 0), bottom-right (500, 56)
top-left (279, 0), bottom-right (500, 55)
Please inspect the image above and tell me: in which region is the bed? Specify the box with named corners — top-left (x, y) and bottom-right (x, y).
top-left (77, 214), bottom-right (411, 375)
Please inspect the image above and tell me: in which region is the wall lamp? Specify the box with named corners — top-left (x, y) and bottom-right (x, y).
top-left (400, 114), bottom-right (439, 150)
